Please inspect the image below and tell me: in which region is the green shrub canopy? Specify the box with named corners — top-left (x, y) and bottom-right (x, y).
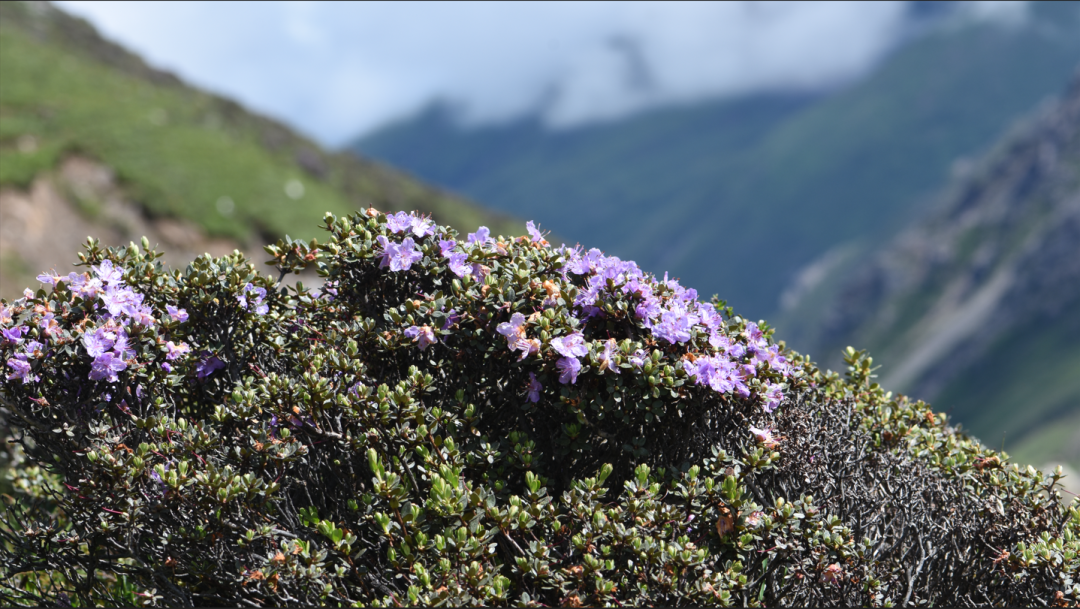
top-left (1, 210), bottom-right (1077, 607)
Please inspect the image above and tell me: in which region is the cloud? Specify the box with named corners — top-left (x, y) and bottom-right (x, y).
top-left (55, 1), bottom-right (1026, 144)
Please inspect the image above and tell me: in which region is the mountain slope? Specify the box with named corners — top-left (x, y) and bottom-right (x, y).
top-left (782, 73), bottom-right (1080, 470)
top-left (355, 1), bottom-right (1080, 321)
top-left (0, 1), bottom-right (520, 298)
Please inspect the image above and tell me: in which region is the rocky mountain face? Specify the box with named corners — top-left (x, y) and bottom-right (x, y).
top-left (783, 73), bottom-right (1080, 471)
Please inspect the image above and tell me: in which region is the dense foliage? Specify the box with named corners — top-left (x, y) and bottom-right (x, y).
top-left (1, 211), bottom-right (1077, 607)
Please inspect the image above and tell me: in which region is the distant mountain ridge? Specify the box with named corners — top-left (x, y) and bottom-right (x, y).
top-left (0, 1), bottom-right (520, 298)
top-left (354, 1), bottom-right (1080, 321)
top-left (784, 72), bottom-right (1080, 471)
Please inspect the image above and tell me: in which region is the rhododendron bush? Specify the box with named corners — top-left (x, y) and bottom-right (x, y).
top-left (1, 211), bottom-right (1077, 607)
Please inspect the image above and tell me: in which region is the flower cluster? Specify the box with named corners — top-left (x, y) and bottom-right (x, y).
top-left (386, 211), bottom-right (435, 238)
top-left (377, 235), bottom-right (423, 272)
top-left (375, 212), bottom-right (437, 272)
top-left (496, 313), bottom-right (540, 361)
top-left (238, 283), bottom-right (269, 315)
top-left (557, 245), bottom-right (792, 411)
top-left (2, 258), bottom-right (197, 386)
top-left (2, 317), bottom-right (40, 384)
top-left (369, 210), bottom-right (793, 415)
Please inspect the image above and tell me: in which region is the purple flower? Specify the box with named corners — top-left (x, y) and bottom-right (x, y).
top-left (628, 349), bottom-right (647, 369)
top-left (166, 305), bottom-right (189, 323)
top-left (72, 275), bottom-right (103, 299)
top-left (441, 309), bottom-right (461, 330)
top-left (550, 332), bottom-right (588, 358)
top-left (90, 352), bottom-right (127, 383)
top-left (377, 236), bottom-right (423, 272)
top-left (556, 356), bottom-right (581, 385)
top-left (749, 426), bottom-right (779, 448)
top-left (100, 285), bottom-right (142, 318)
top-left (36, 271), bottom-right (60, 286)
top-left (6, 356), bottom-right (35, 384)
top-left (597, 339), bottom-right (620, 374)
top-left (496, 313), bottom-right (526, 341)
top-left (112, 330), bottom-right (135, 360)
top-left (762, 383), bottom-right (784, 413)
top-left (404, 325), bottom-right (437, 351)
top-left (38, 312), bottom-right (61, 337)
top-left (409, 215), bottom-right (435, 237)
top-left (23, 340), bottom-right (44, 358)
top-left (161, 362), bottom-right (172, 373)
top-left (386, 211), bottom-right (414, 234)
top-left (82, 327), bottom-right (115, 358)
top-left (92, 259), bottom-right (124, 285)
top-left (0, 304), bottom-right (12, 325)
top-left (446, 251), bottom-right (471, 278)
top-left (526, 221), bottom-right (547, 244)
top-left (238, 283), bottom-right (268, 315)
top-left (195, 353), bottom-right (225, 380)
top-left (700, 356), bottom-right (740, 394)
top-left (467, 226), bottom-right (491, 247)
top-left (527, 372), bottom-right (542, 403)
top-left (497, 313), bottom-right (537, 359)
top-left (652, 307), bottom-right (697, 344)
top-left (439, 239), bottom-right (458, 257)
top-left (165, 340), bottom-right (190, 361)
top-left (1, 325), bottom-right (24, 344)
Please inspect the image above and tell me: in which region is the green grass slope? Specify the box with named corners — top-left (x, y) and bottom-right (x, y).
top-left (355, 1), bottom-right (1080, 320)
top-left (0, 1), bottom-right (520, 249)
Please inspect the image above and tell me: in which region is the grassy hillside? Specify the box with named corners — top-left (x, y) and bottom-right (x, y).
top-left (0, 1), bottom-right (520, 278)
top-left (356, 1), bottom-right (1080, 321)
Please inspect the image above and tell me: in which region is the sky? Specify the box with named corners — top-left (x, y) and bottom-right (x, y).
top-left (56, 1), bottom-right (1026, 146)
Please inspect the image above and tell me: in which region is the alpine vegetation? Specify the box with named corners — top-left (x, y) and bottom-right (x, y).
top-left (1, 211), bottom-right (1077, 607)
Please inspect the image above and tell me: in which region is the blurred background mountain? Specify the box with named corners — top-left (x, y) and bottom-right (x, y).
top-left (356, 1), bottom-right (1080, 323)
top-left (1, 1), bottom-right (1078, 480)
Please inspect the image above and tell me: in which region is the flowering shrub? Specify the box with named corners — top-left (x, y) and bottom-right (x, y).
top-left (1, 212), bottom-right (1077, 607)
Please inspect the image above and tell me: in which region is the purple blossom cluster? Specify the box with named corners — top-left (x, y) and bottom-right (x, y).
top-left (238, 283), bottom-right (269, 315)
top-left (3, 303), bottom-right (43, 383)
top-left (556, 244), bottom-right (792, 412)
top-left (375, 212), bottom-right (438, 273)
top-left (39, 261), bottom-right (157, 326)
top-left (386, 211), bottom-right (435, 238)
top-left (369, 217), bottom-right (792, 414)
top-left (550, 331), bottom-right (588, 384)
top-left (166, 305), bottom-right (189, 322)
top-left (440, 231), bottom-right (491, 280)
top-left (3, 259), bottom-right (197, 385)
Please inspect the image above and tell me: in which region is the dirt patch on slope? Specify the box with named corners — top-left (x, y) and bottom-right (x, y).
top-left (0, 155), bottom-right (300, 300)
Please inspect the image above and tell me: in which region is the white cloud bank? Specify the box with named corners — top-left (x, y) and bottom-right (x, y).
top-left (56, 1), bottom-right (1026, 145)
